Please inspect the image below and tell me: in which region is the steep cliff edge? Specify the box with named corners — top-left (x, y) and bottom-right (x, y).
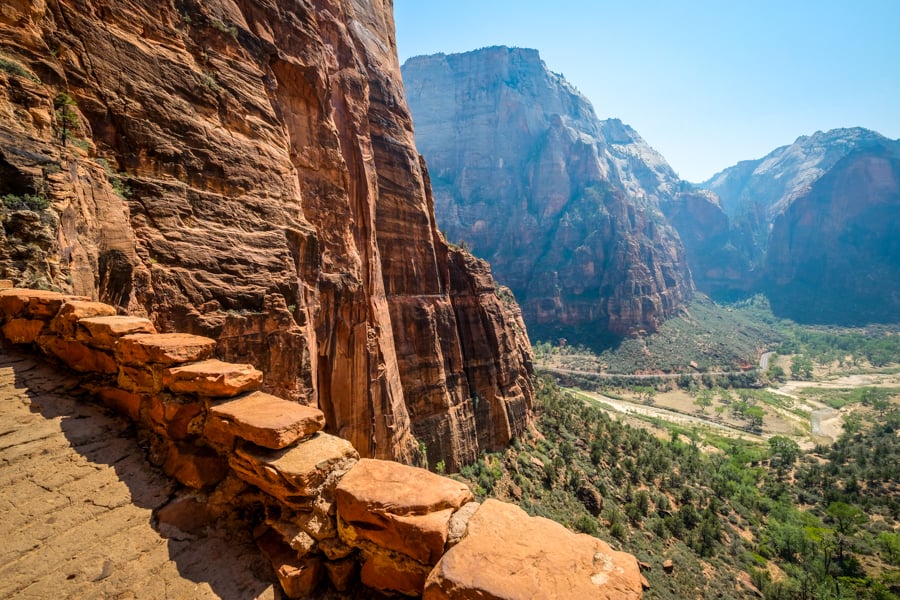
top-left (0, 0), bottom-right (532, 469)
top-left (402, 47), bottom-right (692, 344)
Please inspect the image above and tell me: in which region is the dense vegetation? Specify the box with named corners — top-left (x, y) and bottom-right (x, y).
top-left (455, 380), bottom-right (900, 599)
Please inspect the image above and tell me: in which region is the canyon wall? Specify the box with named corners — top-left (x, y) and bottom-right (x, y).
top-left (402, 47), bottom-right (693, 344)
top-left (700, 128), bottom-right (900, 321)
top-left (0, 0), bottom-right (532, 469)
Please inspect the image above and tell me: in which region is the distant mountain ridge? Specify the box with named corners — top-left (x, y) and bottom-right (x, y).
top-left (402, 46), bottom-right (693, 343)
top-left (703, 127), bottom-right (892, 217)
top-left (404, 46), bottom-right (900, 328)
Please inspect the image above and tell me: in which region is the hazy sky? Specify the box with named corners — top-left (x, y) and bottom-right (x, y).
top-left (393, 1), bottom-right (900, 182)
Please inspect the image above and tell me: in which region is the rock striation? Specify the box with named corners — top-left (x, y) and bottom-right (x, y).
top-left (402, 47), bottom-right (693, 342)
top-left (0, 1), bottom-right (532, 468)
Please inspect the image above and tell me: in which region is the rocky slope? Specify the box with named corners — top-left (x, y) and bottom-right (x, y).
top-left (402, 47), bottom-right (692, 342)
top-left (0, 0), bottom-right (533, 470)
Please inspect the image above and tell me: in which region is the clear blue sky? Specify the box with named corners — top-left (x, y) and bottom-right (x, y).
top-left (393, 1), bottom-right (900, 182)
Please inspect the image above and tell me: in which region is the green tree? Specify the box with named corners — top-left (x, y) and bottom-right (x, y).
top-left (790, 355), bottom-right (814, 380)
top-left (825, 501), bottom-right (866, 562)
top-left (768, 435), bottom-right (801, 468)
top-left (54, 92), bottom-right (80, 146)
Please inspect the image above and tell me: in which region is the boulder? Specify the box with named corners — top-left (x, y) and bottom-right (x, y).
top-left (423, 499), bottom-right (643, 599)
top-left (0, 289), bottom-right (89, 321)
top-left (115, 333), bottom-right (216, 366)
top-left (229, 432), bottom-right (358, 509)
top-left (256, 528), bottom-right (324, 599)
top-left (336, 458), bottom-right (474, 565)
top-left (2, 318), bottom-right (45, 343)
top-left (49, 300), bottom-right (117, 339)
top-left (76, 315), bottom-right (157, 349)
top-left (205, 391), bottom-right (325, 450)
top-left (162, 442), bottom-right (228, 489)
top-left (94, 386), bottom-right (144, 421)
top-left (163, 359), bottom-right (263, 397)
top-left (38, 335), bottom-right (118, 374)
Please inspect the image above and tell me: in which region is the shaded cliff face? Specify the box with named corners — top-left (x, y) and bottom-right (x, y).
top-left (765, 144), bottom-right (900, 324)
top-left (402, 47), bottom-right (692, 342)
top-left (0, 0), bottom-right (532, 469)
top-left (695, 128), bottom-right (900, 322)
top-left (691, 128), bottom-right (895, 300)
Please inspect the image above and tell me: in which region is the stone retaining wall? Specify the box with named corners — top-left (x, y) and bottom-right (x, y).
top-left (0, 285), bottom-right (643, 599)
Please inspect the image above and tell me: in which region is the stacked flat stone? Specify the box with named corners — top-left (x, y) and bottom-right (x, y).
top-left (0, 285), bottom-right (644, 599)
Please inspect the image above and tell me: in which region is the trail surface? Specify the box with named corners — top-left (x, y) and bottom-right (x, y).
top-left (0, 347), bottom-right (275, 599)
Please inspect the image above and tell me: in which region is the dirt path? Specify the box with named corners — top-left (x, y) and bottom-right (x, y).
top-left (0, 347), bottom-right (276, 599)
top-left (570, 388), bottom-right (766, 442)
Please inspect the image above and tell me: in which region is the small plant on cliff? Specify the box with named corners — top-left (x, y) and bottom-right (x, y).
top-left (2, 193), bottom-right (50, 211)
top-left (0, 54), bottom-right (39, 82)
top-left (54, 92), bottom-right (80, 147)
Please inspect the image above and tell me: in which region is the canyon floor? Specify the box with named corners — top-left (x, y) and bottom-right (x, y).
top-left (0, 346), bottom-right (277, 599)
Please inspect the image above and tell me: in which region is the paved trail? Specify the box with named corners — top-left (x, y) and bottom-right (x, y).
top-left (0, 347), bottom-right (276, 599)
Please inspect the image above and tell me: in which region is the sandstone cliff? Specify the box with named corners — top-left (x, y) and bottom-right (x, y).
top-left (402, 47), bottom-right (692, 343)
top-left (0, 0), bottom-right (532, 469)
top-left (698, 128), bottom-right (900, 320)
top-left (765, 142), bottom-right (900, 323)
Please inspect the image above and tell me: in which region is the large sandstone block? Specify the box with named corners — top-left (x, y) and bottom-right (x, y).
top-left (38, 335), bottom-right (118, 374)
top-left (230, 433), bottom-right (358, 508)
top-left (2, 318), bottom-right (45, 343)
top-left (0, 289), bottom-right (90, 321)
top-left (423, 499), bottom-right (644, 600)
top-left (163, 359), bottom-right (263, 397)
top-left (336, 458), bottom-right (473, 565)
top-left (117, 363), bottom-right (166, 394)
top-left (256, 528), bottom-right (324, 599)
top-left (76, 315), bottom-right (157, 349)
top-left (205, 391), bottom-right (324, 450)
top-left (359, 550), bottom-right (431, 597)
top-left (162, 442), bottom-right (228, 489)
top-left (94, 386), bottom-right (145, 421)
top-left (49, 300), bottom-right (117, 339)
top-left (115, 333), bottom-right (216, 366)
top-left (144, 393), bottom-right (206, 440)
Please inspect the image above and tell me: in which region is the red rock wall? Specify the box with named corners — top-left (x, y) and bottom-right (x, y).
top-left (0, 0), bottom-right (533, 466)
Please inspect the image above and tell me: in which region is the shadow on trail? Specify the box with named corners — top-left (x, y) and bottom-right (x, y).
top-left (1, 342), bottom-right (276, 600)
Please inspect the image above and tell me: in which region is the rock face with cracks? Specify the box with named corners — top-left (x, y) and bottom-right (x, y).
top-left (0, 0), bottom-right (533, 468)
top-left (402, 46), bottom-right (693, 341)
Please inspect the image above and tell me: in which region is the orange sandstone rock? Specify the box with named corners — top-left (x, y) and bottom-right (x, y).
top-left (76, 315), bottom-right (157, 349)
top-left (2, 318), bottom-right (45, 343)
top-left (0, 289), bottom-right (89, 321)
top-left (163, 359), bottom-right (263, 398)
top-left (94, 386), bottom-right (144, 421)
top-left (37, 335), bottom-right (117, 374)
top-left (336, 458), bottom-right (473, 565)
top-left (205, 391), bottom-right (325, 450)
top-left (423, 499), bottom-right (643, 600)
top-left (115, 333), bottom-right (216, 365)
top-left (230, 433), bottom-right (358, 508)
top-left (49, 300), bottom-right (117, 339)
top-left (162, 442), bottom-right (228, 489)
top-left (256, 528), bottom-right (324, 599)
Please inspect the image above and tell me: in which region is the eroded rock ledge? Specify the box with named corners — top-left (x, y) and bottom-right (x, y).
top-left (0, 0), bottom-right (532, 470)
top-left (0, 286), bottom-right (643, 599)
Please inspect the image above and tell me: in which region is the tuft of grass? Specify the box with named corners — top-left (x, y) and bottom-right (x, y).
top-left (0, 55), bottom-right (39, 82)
top-left (2, 193), bottom-right (50, 211)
